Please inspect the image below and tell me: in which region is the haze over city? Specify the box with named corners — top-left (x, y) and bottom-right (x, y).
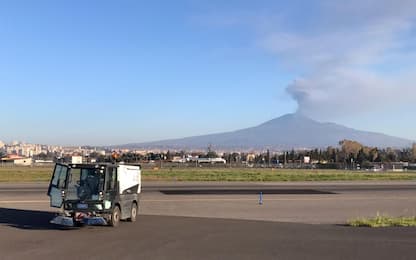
top-left (1, 0), bottom-right (416, 146)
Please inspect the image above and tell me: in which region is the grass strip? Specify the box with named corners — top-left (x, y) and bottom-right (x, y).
top-left (142, 168), bottom-right (416, 182)
top-left (0, 166), bottom-right (415, 182)
top-left (349, 213), bottom-right (416, 227)
top-left (0, 167), bottom-right (53, 182)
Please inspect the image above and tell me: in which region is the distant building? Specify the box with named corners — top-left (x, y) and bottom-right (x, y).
top-left (246, 154), bottom-right (256, 163)
top-left (71, 156), bottom-right (83, 164)
top-left (1, 154), bottom-right (32, 166)
top-left (197, 158), bottom-right (226, 164)
top-left (390, 163), bottom-right (405, 172)
top-left (34, 159), bottom-right (54, 166)
top-left (172, 156), bottom-right (186, 163)
top-left (13, 158), bottom-right (33, 166)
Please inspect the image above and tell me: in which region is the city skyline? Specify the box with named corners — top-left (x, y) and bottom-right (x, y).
top-left (1, 1), bottom-right (416, 146)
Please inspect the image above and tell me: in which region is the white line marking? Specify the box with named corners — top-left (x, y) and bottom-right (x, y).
top-left (1, 197), bottom-right (415, 204)
top-left (141, 197), bottom-right (416, 202)
top-left (0, 200), bottom-right (48, 204)
top-left (0, 190), bottom-right (45, 192)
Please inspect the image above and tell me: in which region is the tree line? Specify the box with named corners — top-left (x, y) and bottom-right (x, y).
top-left (28, 140), bottom-right (416, 169)
top-left (97, 140), bottom-right (416, 167)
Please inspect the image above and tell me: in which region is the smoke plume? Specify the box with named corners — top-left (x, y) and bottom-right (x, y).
top-left (261, 0), bottom-right (416, 119)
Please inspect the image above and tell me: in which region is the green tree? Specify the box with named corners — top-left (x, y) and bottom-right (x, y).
top-left (206, 150), bottom-right (218, 158)
top-left (356, 148), bottom-right (367, 164)
top-left (35, 152), bottom-right (48, 160)
top-left (166, 150), bottom-right (173, 160)
top-left (386, 148), bottom-right (398, 162)
top-left (369, 148), bottom-right (378, 162)
top-left (339, 140), bottom-right (363, 157)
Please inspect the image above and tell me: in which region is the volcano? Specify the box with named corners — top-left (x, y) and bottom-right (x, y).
top-left (118, 113), bottom-right (413, 150)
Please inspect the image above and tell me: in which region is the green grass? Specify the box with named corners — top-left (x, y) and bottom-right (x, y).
top-left (0, 166), bottom-right (53, 182)
top-left (349, 213), bottom-right (416, 227)
top-left (142, 167), bottom-right (416, 182)
top-left (0, 166), bottom-right (415, 182)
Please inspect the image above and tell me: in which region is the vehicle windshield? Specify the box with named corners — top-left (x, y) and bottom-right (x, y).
top-left (66, 167), bottom-right (103, 201)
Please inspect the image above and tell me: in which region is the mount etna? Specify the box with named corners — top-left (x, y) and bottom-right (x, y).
top-left (117, 113), bottom-right (412, 150)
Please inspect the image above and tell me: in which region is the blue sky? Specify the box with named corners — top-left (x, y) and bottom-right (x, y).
top-left (1, 0), bottom-right (415, 146)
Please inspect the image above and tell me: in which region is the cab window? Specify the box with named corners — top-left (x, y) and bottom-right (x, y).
top-left (106, 167), bottom-right (117, 190)
top-left (51, 164), bottom-right (68, 189)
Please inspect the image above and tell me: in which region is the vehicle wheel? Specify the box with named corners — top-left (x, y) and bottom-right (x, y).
top-left (129, 202), bottom-right (138, 222)
top-left (110, 206), bottom-right (121, 227)
top-left (73, 219), bottom-right (83, 227)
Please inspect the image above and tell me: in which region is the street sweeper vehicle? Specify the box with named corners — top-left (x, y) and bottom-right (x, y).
top-left (47, 163), bottom-right (141, 227)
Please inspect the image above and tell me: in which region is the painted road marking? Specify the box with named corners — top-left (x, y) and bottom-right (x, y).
top-left (1, 197), bottom-right (416, 204)
top-left (142, 197), bottom-right (416, 202)
top-left (0, 200), bottom-right (48, 203)
top-left (0, 189), bottom-right (46, 192)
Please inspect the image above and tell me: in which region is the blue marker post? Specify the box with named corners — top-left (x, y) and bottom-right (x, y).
top-left (259, 192), bottom-right (263, 205)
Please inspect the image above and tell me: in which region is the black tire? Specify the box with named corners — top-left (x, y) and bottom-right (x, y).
top-left (110, 206), bottom-right (121, 227)
top-left (129, 202), bottom-right (138, 222)
top-left (73, 219), bottom-right (83, 227)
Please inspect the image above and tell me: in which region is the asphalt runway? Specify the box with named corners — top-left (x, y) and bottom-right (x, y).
top-left (2, 181), bottom-right (416, 224)
top-left (1, 181), bottom-right (416, 259)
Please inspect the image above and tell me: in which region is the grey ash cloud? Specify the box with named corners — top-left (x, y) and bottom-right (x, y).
top-left (259, 0), bottom-right (416, 120)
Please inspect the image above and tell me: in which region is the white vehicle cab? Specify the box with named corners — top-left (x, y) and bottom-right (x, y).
top-left (47, 163), bottom-right (141, 227)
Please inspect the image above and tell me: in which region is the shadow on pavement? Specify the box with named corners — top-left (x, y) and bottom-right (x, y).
top-left (160, 189), bottom-right (336, 195)
top-left (0, 207), bottom-right (71, 230)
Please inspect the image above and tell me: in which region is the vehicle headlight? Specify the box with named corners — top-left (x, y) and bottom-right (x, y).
top-left (95, 204), bottom-right (103, 210)
top-left (104, 200), bottom-right (112, 209)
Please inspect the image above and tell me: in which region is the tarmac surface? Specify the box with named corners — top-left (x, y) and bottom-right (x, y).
top-left (1, 181), bottom-right (416, 259)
